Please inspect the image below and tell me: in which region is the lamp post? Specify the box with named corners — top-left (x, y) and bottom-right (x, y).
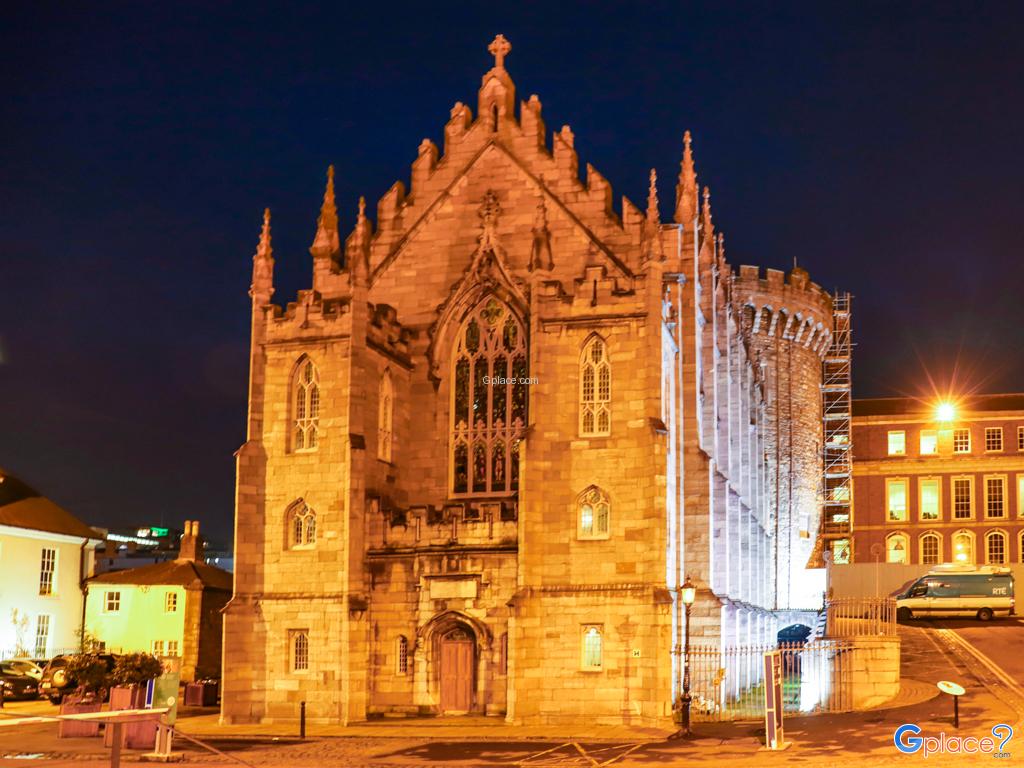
top-left (671, 576), bottom-right (697, 739)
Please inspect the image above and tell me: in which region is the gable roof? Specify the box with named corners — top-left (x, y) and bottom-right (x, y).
top-left (88, 558), bottom-right (232, 591)
top-left (0, 469), bottom-right (103, 541)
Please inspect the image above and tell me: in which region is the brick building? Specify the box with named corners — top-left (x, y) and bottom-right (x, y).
top-left (847, 394), bottom-right (1024, 566)
top-left (221, 36), bottom-right (833, 727)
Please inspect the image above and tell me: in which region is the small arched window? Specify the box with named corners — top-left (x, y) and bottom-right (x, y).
top-left (289, 501), bottom-right (316, 549)
top-left (1019, 530), bottom-right (1024, 563)
top-left (919, 532), bottom-right (941, 565)
top-left (581, 626), bottom-right (603, 670)
top-left (396, 635), bottom-right (408, 675)
top-left (952, 529), bottom-right (975, 564)
top-left (986, 530), bottom-right (1007, 564)
top-left (885, 532), bottom-right (908, 564)
top-left (379, 369), bottom-right (393, 462)
top-left (580, 337), bottom-right (611, 437)
top-left (291, 630), bottom-right (309, 672)
top-left (578, 486), bottom-right (610, 540)
top-left (293, 358), bottom-right (320, 451)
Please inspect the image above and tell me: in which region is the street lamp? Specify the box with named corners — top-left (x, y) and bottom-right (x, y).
top-left (671, 575), bottom-right (697, 739)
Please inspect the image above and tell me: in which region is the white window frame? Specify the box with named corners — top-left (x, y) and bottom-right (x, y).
top-left (152, 640), bottom-right (165, 655)
top-left (985, 426), bottom-right (1004, 452)
top-left (984, 474), bottom-right (1007, 519)
top-left (580, 625), bottom-right (603, 671)
top-left (1018, 425), bottom-right (1024, 452)
top-left (292, 357), bottom-right (321, 452)
top-left (918, 477), bottom-right (941, 521)
top-left (288, 500), bottom-right (317, 549)
top-left (378, 369), bottom-right (394, 462)
top-left (164, 591), bottom-right (178, 613)
top-left (1020, 530), bottom-right (1024, 563)
top-left (167, 640), bottom-right (179, 656)
top-left (887, 430), bottom-right (906, 456)
top-left (919, 429), bottom-right (938, 456)
top-left (34, 615), bottom-right (51, 658)
top-left (104, 590), bottom-right (121, 613)
top-left (985, 530), bottom-right (1007, 565)
top-left (885, 532), bottom-right (909, 564)
top-left (952, 475), bottom-right (974, 520)
top-left (952, 529), bottom-right (975, 564)
top-left (919, 532), bottom-right (942, 565)
top-left (885, 478), bottom-right (909, 522)
top-left (1018, 474), bottom-right (1024, 518)
top-left (579, 337), bottom-right (611, 437)
top-left (290, 630), bottom-right (310, 673)
top-left (39, 548), bottom-right (57, 596)
top-left (953, 428), bottom-right (971, 454)
top-left (577, 486), bottom-right (611, 540)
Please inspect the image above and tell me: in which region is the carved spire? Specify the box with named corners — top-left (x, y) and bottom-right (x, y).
top-left (250, 207), bottom-right (274, 302)
top-left (643, 169), bottom-right (664, 262)
top-left (345, 195), bottom-right (373, 280)
top-left (700, 185), bottom-right (714, 248)
top-left (310, 165), bottom-right (340, 258)
top-left (530, 198), bottom-right (554, 272)
top-left (674, 130), bottom-right (698, 224)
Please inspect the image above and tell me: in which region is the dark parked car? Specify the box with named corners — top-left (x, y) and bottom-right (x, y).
top-left (0, 662), bottom-right (40, 701)
top-left (39, 654), bottom-right (117, 704)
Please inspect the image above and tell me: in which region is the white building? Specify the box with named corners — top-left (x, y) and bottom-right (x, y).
top-left (0, 469), bottom-right (102, 658)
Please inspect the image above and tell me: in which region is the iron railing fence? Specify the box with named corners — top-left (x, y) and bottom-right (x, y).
top-left (825, 597), bottom-right (897, 637)
top-left (687, 640), bottom-right (854, 722)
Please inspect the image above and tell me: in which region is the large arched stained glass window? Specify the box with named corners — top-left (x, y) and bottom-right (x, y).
top-left (451, 297), bottom-right (527, 496)
top-left (293, 357), bottom-right (320, 451)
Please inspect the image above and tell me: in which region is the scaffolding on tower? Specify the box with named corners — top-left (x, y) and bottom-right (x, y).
top-left (816, 292), bottom-right (853, 566)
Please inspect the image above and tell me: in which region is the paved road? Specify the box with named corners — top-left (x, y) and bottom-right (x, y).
top-left (934, 615), bottom-right (1024, 689)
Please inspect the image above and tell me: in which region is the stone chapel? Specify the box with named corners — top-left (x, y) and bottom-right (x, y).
top-left (222, 35), bottom-right (834, 727)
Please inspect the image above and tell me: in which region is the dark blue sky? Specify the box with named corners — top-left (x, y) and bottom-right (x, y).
top-left (3, 2), bottom-right (1022, 541)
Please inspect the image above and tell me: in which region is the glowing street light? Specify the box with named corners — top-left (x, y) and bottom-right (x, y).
top-left (936, 402), bottom-right (956, 422)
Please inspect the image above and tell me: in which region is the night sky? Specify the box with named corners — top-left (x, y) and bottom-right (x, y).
top-left (3, 2), bottom-right (1023, 542)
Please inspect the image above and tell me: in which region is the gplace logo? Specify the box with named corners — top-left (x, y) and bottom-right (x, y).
top-left (894, 723), bottom-right (1013, 759)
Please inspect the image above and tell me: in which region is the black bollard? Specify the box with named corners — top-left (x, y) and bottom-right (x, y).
top-left (300, 700), bottom-right (306, 739)
top-left (953, 695), bottom-right (959, 729)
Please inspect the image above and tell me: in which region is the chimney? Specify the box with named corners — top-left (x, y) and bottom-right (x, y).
top-left (178, 520), bottom-right (204, 562)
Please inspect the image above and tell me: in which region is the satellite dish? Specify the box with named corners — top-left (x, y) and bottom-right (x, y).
top-left (937, 681), bottom-right (965, 696)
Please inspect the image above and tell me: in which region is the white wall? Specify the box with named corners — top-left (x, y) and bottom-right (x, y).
top-left (84, 583), bottom-right (186, 655)
top-left (0, 525), bottom-right (97, 657)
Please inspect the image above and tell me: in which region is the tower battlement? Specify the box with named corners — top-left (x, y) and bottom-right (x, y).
top-left (734, 264), bottom-right (833, 357)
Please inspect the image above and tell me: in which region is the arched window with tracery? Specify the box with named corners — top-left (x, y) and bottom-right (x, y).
top-left (451, 297), bottom-right (527, 496)
top-left (379, 369), bottom-right (393, 462)
top-left (577, 486), bottom-right (610, 540)
top-left (396, 635), bottom-right (409, 675)
top-left (919, 532), bottom-right (941, 565)
top-left (288, 501), bottom-right (316, 549)
top-left (580, 337), bottom-right (611, 436)
top-left (885, 532), bottom-right (908, 564)
top-left (293, 357), bottom-right (320, 451)
top-left (986, 530), bottom-right (1007, 564)
top-left (952, 529), bottom-right (975, 564)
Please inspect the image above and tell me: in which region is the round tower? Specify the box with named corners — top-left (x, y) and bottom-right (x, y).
top-left (733, 265), bottom-right (833, 610)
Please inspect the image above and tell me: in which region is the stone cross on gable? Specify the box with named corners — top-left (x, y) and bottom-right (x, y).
top-left (488, 34), bottom-right (511, 69)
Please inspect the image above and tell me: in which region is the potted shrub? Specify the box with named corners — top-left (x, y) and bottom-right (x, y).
top-left (57, 655), bottom-right (110, 738)
top-left (105, 653), bottom-right (163, 749)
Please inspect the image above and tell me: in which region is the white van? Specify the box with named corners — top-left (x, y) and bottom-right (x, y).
top-left (895, 565), bottom-right (1014, 621)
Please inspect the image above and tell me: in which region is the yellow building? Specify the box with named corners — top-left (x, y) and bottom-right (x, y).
top-left (84, 521), bottom-right (231, 682)
top-left (0, 469), bottom-right (102, 658)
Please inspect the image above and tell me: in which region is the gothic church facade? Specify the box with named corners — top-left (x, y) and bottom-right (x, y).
top-left (222, 36), bottom-right (833, 727)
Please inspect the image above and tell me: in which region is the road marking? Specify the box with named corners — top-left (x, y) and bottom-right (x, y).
top-left (936, 626), bottom-right (1024, 725)
top-left (517, 742), bottom-right (644, 767)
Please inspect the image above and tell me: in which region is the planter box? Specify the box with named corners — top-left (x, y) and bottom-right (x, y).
top-left (184, 681), bottom-right (219, 707)
top-left (104, 685), bottom-right (157, 750)
top-left (58, 698), bottom-right (102, 738)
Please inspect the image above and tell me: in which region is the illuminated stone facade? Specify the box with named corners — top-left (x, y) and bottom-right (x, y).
top-left (221, 37), bottom-right (832, 727)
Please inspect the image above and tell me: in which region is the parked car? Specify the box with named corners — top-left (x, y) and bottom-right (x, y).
top-left (0, 663), bottom-right (41, 701)
top-left (39, 654), bottom-right (117, 704)
top-left (2, 658), bottom-right (46, 681)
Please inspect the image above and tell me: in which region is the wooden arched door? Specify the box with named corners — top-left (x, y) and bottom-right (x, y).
top-left (439, 627), bottom-right (474, 714)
